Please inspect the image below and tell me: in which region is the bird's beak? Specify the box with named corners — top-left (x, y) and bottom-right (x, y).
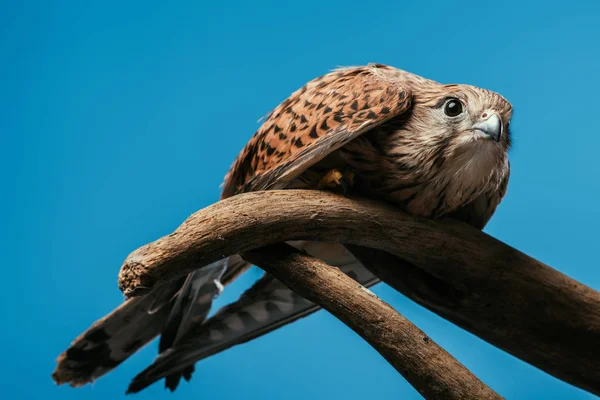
top-left (472, 113), bottom-right (502, 142)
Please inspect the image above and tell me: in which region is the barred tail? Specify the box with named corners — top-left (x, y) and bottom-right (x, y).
top-left (127, 243), bottom-right (380, 393)
top-left (52, 256), bottom-right (249, 387)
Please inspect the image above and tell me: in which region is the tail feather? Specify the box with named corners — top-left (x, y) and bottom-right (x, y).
top-left (54, 243), bottom-right (381, 394)
top-left (157, 257), bottom-right (249, 390)
top-left (127, 243), bottom-right (380, 393)
top-left (127, 273), bottom-right (315, 393)
top-left (52, 277), bottom-right (184, 387)
top-left (148, 280), bottom-right (185, 315)
top-left (159, 262), bottom-right (227, 353)
top-left (219, 254), bottom-right (253, 285)
top-left (53, 257), bottom-right (246, 388)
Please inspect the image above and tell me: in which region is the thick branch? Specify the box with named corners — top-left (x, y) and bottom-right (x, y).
top-left (118, 190), bottom-right (600, 395)
top-left (243, 244), bottom-right (502, 400)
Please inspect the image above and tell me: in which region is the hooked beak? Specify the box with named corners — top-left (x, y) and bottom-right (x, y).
top-left (472, 113), bottom-right (502, 142)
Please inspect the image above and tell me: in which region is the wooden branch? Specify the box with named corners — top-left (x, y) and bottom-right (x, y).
top-left (243, 244), bottom-right (502, 400)
top-left (118, 190), bottom-right (600, 396)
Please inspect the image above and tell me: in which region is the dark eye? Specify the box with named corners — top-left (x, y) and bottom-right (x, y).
top-left (444, 99), bottom-right (463, 117)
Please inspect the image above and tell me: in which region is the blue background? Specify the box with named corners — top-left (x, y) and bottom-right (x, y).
top-left (2, 1), bottom-right (599, 399)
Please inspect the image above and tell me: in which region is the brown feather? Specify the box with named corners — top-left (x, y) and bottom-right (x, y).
top-left (222, 63), bottom-right (512, 227)
top-left (221, 64), bottom-right (412, 197)
top-left (54, 64), bottom-right (515, 393)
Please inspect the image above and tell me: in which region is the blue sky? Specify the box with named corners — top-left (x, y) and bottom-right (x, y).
top-left (2, 1), bottom-right (599, 399)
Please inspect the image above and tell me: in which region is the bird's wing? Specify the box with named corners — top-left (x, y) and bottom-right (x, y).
top-left (127, 243), bottom-right (379, 394)
top-left (222, 64), bottom-right (412, 197)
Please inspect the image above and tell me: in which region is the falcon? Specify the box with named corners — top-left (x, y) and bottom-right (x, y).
top-left (52, 63), bottom-right (512, 393)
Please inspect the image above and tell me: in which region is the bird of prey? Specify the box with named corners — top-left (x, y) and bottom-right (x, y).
top-left (52, 63), bottom-right (512, 393)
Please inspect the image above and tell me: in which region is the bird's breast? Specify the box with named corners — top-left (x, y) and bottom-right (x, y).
top-left (338, 134), bottom-right (508, 218)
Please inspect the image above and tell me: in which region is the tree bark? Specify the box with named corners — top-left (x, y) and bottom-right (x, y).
top-left (118, 190), bottom-right (600, 396)
top-left (243, 243), bottom-right (502, 400)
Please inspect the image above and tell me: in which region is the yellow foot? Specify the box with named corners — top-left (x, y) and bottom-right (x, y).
top-left (317, 169), bottom-right (355, 195)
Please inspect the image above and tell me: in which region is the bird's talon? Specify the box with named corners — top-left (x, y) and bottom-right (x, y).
top-left (318, 169), bottom-right (344, 189)
top-left (318, 169), bottom-right (355, 197)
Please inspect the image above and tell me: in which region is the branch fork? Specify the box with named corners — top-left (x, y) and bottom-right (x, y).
top-left (117, 190), bottom-right (600, 397)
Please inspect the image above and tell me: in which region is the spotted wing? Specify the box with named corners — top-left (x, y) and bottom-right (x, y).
top-left (222, 65), bottom-right (412, 197)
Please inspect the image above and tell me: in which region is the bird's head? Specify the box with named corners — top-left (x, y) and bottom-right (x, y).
top-left (393, 79), bottom-right (513, 178)
top-left (407, 82), bottom-right (512, 151)
top-left (381, 71), bottom-right (514, 215)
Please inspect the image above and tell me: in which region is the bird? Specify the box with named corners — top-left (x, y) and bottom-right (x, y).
top-left (52, 63), bottom-right (512, 393)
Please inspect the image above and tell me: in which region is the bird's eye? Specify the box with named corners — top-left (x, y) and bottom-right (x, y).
top-left (444, 99), bottom-right (463, 117)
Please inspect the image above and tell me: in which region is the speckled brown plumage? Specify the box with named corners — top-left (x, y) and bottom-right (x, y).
top-left (53, 63), bottom-right (514, 394)
top-left (222, 64), bottom-right (412, 197)
top-left (223, 63), bottom-right (512, 228)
